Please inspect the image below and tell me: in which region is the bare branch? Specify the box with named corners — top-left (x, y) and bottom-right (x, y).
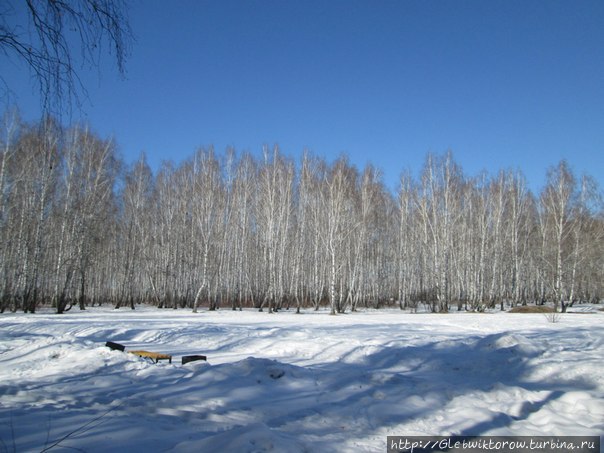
top-left (1, 0), bottom-right (132, 115)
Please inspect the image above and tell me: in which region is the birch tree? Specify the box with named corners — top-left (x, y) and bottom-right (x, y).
top-left (230, 152), bottom-right (257, 309)
top-left (322, 157), bottom-right (358, 314)
top-left (540, 161), bottom-right (576, 311)
top-left (8, 121), bottom-right (61, 312)
top-left (57, 126), bottom-right (118, 312)
top-left (119, 153), bottom-right (154, 308)
top-left (0, 109), bottom-right (20, 310)
top-left (506, 170), bottom-right (532, 306)
top-left (256, 146), bottom-right (294, 313)
top-left (417, 152), bottom-right (463, 312)
top-left (567, 175), bottom-right (601, 307)
top-left (191, 148), bottom-right (223, 312)
top-left (299, 153), bottom-right (328, 310)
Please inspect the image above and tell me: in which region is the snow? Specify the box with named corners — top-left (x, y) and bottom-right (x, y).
top-left (1, 306), bottom-right (603, 452)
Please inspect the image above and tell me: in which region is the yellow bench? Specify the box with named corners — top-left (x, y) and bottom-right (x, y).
top-left (106, 342), bottom-right (204, 365)
top-left (129, 350), bottom-right (172, 364)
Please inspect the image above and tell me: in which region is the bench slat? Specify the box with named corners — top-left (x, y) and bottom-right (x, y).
top-left (129, 350), bottom-right (172, 363)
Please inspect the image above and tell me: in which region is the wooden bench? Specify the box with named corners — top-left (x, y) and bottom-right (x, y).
top-left (128, 350), bottom-right (172, 364)
top-left (105, 341), bottom-right (206, 365)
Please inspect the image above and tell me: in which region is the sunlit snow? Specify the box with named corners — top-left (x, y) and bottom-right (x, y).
top-left (1, 306), bottom-right (602, 452)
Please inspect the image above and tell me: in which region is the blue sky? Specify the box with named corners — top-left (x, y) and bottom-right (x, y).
top-left (2, 0), bottom-right (604, 193)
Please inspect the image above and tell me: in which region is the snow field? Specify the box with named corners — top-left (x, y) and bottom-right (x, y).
top-left (0, 306), bottom-right (603, 452)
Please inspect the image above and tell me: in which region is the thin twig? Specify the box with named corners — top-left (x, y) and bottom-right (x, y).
top-left (40, 403), bottom-right (121, 452)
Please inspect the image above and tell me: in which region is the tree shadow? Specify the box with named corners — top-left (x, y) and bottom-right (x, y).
top-left (312, 329), bottom-right (600, 435)
top-left (456, 390), bottom-right (565, 436)
top-left (1, 326), bottom-right (602, 452)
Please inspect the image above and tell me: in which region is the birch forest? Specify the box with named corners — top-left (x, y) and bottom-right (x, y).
top-left (1, 113), bottom-right (603, 314)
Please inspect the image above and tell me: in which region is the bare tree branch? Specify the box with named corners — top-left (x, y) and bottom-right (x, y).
top-left (1, 0), bottom-right (132, 115)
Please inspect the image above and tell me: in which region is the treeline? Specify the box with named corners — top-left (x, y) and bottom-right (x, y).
top-left (1, 112), bottom-right (602, 314)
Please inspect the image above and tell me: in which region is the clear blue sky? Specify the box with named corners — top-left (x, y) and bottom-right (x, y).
top-left (3, 0), bottom-right (604, 193)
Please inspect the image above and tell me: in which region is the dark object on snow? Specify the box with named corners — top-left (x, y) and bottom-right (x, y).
top-left (106, 341), bottom-right (126, 351)
top-left (182, 355), bottom-right (207, 365)
top-left (269, 369), bottom-right (285, 379)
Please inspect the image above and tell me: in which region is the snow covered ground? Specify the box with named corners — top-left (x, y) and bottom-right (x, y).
top-left (1, 306), bottom-right (602, 452)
